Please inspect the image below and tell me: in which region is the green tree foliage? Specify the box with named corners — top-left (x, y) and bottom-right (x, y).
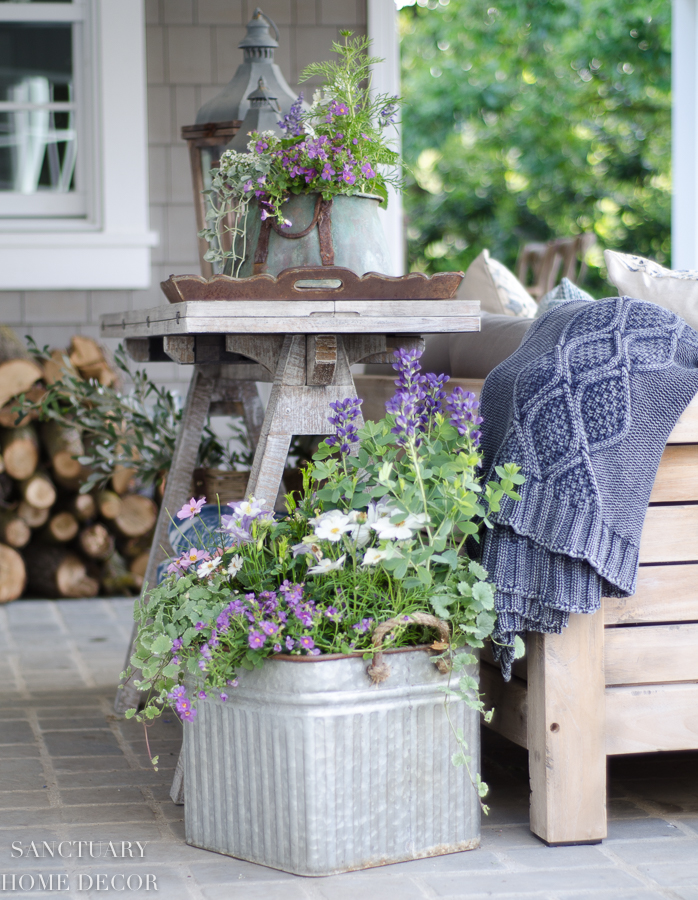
top-left (399, 0), bottom-right (670, 290)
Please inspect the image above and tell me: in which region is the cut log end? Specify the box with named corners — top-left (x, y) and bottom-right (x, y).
top-left (114, 494), bottom-right (157, 538)
top-left (0, 544), bottom-right (26, 602)
top-left (21, 473), bottom-right (57, 510)
top-left (79, 523), bottom-right (115, 561)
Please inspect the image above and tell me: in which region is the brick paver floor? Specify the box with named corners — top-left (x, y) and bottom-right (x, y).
top-left (1, 598), bottom-right (697, 899)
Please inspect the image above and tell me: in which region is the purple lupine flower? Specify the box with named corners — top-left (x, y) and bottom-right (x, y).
top-left (325, 396), bottom-right (363, 457)
top-left (446, 387), bottom-right (484, 447)
top-left (385, 348), bottom-right (428, 446)
top-left (278, 93), bottom-right (304, 136)
top-left (421, 371), bottom-right (450, 426)
top-left (248, 629), bottom-right (266, 649)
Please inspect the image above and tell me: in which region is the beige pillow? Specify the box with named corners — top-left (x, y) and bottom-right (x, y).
top-left (605, 250), bottom-right (698, 331)
top-left (457, 249), bottom-right (538, 318)
top-left (420, 313), bottom-right (534, 379)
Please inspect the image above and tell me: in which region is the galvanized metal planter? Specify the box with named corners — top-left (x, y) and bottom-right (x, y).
top-left (184, 647), bottom-right (480, 876)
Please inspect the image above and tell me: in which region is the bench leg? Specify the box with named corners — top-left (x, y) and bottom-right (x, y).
top-left (528, 610), bottom-right (607, 844)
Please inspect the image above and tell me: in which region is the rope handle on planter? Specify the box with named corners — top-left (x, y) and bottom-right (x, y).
top-left (366, 613), bottom-right (451, 685)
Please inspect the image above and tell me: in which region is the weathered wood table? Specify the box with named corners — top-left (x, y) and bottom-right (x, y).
top-left (101, 268), bottom-right (479, 717)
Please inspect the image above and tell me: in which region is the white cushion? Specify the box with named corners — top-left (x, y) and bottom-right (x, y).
top-left (457, 249), bottom-right (538, 318)
top-left (420, 312), bottom-right (534, 379)
top-left (605, 250), bottom-right (698, 331)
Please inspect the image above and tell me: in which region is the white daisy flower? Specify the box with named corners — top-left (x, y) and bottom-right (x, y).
top-left (226, 554), bottom-right (243, 577)
top-left (362, 547), bottom-right (390, 566)
top-left (313, 510), bottom-right (353, 543)
top-left (307, 554), bottom-right (346, 575)
top-left (197, 557), bottom-right (222, 578)
top-left (371, 512), bottom-right (430, 541)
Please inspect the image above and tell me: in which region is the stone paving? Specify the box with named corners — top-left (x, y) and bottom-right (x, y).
top-left (1, 598), bottom-right (697, 899)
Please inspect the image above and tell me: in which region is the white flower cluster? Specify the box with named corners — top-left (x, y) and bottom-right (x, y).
top-left (292, 501), bottom-right (430, 574)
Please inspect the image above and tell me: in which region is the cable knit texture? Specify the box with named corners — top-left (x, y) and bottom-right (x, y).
top-left (479, 297), bottom-right (698, 679)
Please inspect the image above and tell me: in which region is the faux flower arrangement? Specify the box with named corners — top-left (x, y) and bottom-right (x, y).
top-left (201, 32), bottom-right (403, 275)
top-left (125, 349), bottom-right (524, 800)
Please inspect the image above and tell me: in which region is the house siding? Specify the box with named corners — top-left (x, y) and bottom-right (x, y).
top-left (0, 0), bottom-right (367, 392)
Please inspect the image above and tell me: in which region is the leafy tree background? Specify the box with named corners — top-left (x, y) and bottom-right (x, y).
top-left (399, 0), bottom-right (671, 292)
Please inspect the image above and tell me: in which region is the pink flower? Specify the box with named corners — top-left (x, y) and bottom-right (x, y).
top-left (178, 547), bottom-right (210, 570)
top-left (177, 497), bottom-right (206, 520)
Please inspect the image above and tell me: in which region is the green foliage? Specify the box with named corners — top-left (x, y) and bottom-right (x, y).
top-left (17, 340), bottom-right (251, 492)
top-left (400, 0), bottom-right (670, 290)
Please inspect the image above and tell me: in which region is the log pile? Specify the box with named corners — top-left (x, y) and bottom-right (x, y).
top-left (0, 333), bottom-right (159, 603)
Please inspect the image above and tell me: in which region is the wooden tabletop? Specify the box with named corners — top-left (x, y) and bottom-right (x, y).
top-left (100, 299), bottom-right (480, 339)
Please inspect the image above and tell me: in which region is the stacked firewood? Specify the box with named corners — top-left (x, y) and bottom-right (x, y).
top-left (0, 328), bottom-right (157, 603)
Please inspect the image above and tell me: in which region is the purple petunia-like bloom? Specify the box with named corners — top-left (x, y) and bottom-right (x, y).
top-left (325, 396), bottom-right (363, 457)
top-left (360, 160), bottom-right (375, 178)
top-left (248, 629), bottom-right (266, 650)
top-left (446, 387), bottom-right (484, 447)
top-left (341, 163), bottom-right (356, 185)
top-left (167, 685), bottom-right (197, 722)
top-left (299, 635), bottom-right (315, 651)
top-left (278, 93), bottom-right (304, 137)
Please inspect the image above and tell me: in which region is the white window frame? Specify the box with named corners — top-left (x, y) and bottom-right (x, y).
top-left (0, 0), bottom-right (157, 289)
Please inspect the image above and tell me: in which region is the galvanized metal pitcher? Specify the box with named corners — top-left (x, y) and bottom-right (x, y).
top-left (236, 192), bottom-right (392, 277)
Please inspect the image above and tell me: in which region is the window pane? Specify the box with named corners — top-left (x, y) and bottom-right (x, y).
top-left (0, 23), bottom-right (76, 194)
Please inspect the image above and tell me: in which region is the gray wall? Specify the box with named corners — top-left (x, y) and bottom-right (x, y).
top-left (0, 0), bottom-right (367, 394)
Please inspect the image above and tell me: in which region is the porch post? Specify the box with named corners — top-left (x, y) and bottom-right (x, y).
top-left (672, 0), bottom-right (698, 268)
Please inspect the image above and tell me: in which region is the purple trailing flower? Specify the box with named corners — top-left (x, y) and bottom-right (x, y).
top-left (320, 163), bottom-right (335, 181)
top-left (260, 621), bottom-right (279, 636)
top-left (341, 163), bottom-right (356, 185)
top-left (446, 387), bottom-right (484, 447)
top-left (199, 643), bottom-right (212, 661)
top-left (278, 93), bottom-right (304, 136)
top-left (325, 396), bottom-right (363, 456)
top-left (274, 643), bottom-right (282, 653)
top-left (352, 617), bottom-right (374, 634)
top-left (219, 692), bottom-right (228, 702)
top-left (285, 636), bottom-right (295, 651)
top-left (299, 635), bottom-right (315, 651)
top-left (255, 139), bottom-right (269, 154)
top-left (198, 690), bottom-right (207, 699)
top-left (172, 637), bottom-right (183, 651)
top-left (248, 629), bottom-right (267, 650)
top-left (360, 160), bottom-right (375, 178)
top-left (167, 686), bottom-right (196, 722)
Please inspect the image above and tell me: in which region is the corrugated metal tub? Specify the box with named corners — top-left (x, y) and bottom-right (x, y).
top-left (184, 647), bottom-right (480, 876)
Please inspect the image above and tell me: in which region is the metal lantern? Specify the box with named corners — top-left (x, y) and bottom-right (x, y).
top-left (181, 7), bottom-right (300, 276)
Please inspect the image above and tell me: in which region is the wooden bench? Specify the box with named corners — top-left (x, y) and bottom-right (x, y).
top-left (477, 384), bottom-right (698, 845)
top-left (356, 373), bottom-right (698, 845)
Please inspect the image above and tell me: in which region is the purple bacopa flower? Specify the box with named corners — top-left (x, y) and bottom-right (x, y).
top-left (255, 140), bottom-right (269, 154)
top-left (172, 637), bottom-right (183, 651)
top-left (299, 635), bottom-right (315, 651)
top-left (321, 163), bottom-right (335, 181)
top-left (260, 208), bottom-right (270, 221)
top-left (341, 163), bottom-right (356, 185)
top-left (248, 629), bottom-right (267, 650)
top-left (421, 371), bottom-right (450, 423)
top-left (168, 685), bottom-right (186, 700)
top-left (198, 690), bottom-right (207, 699)
top-left (326, 396), bottom-right (362, 457)
top-left (260, 621), bottom-right (279, 636)
top-left (195, 622), bottom-right (205, 631)
top-left (219, 692), bottom-right (228, 702)
top-left (352, 617), bottom-right (374, 633)
top-left (278, 93), bottom-right (304, 136)
top-left (446, 386), bottom-right (484, 447)
top-left (285, 636), bottom-right (295, 651)
top-left (360, 160), bottom-right (375, 178)
top-left (199, 643), bottom-right (212, 661)
top-left (198, 660), bottom-right (207, 671)
top-left (274, 643), bottom-right (282, 653)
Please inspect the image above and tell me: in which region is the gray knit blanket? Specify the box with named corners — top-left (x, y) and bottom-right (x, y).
top-left (479, 297), bottom-right (698, 679)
